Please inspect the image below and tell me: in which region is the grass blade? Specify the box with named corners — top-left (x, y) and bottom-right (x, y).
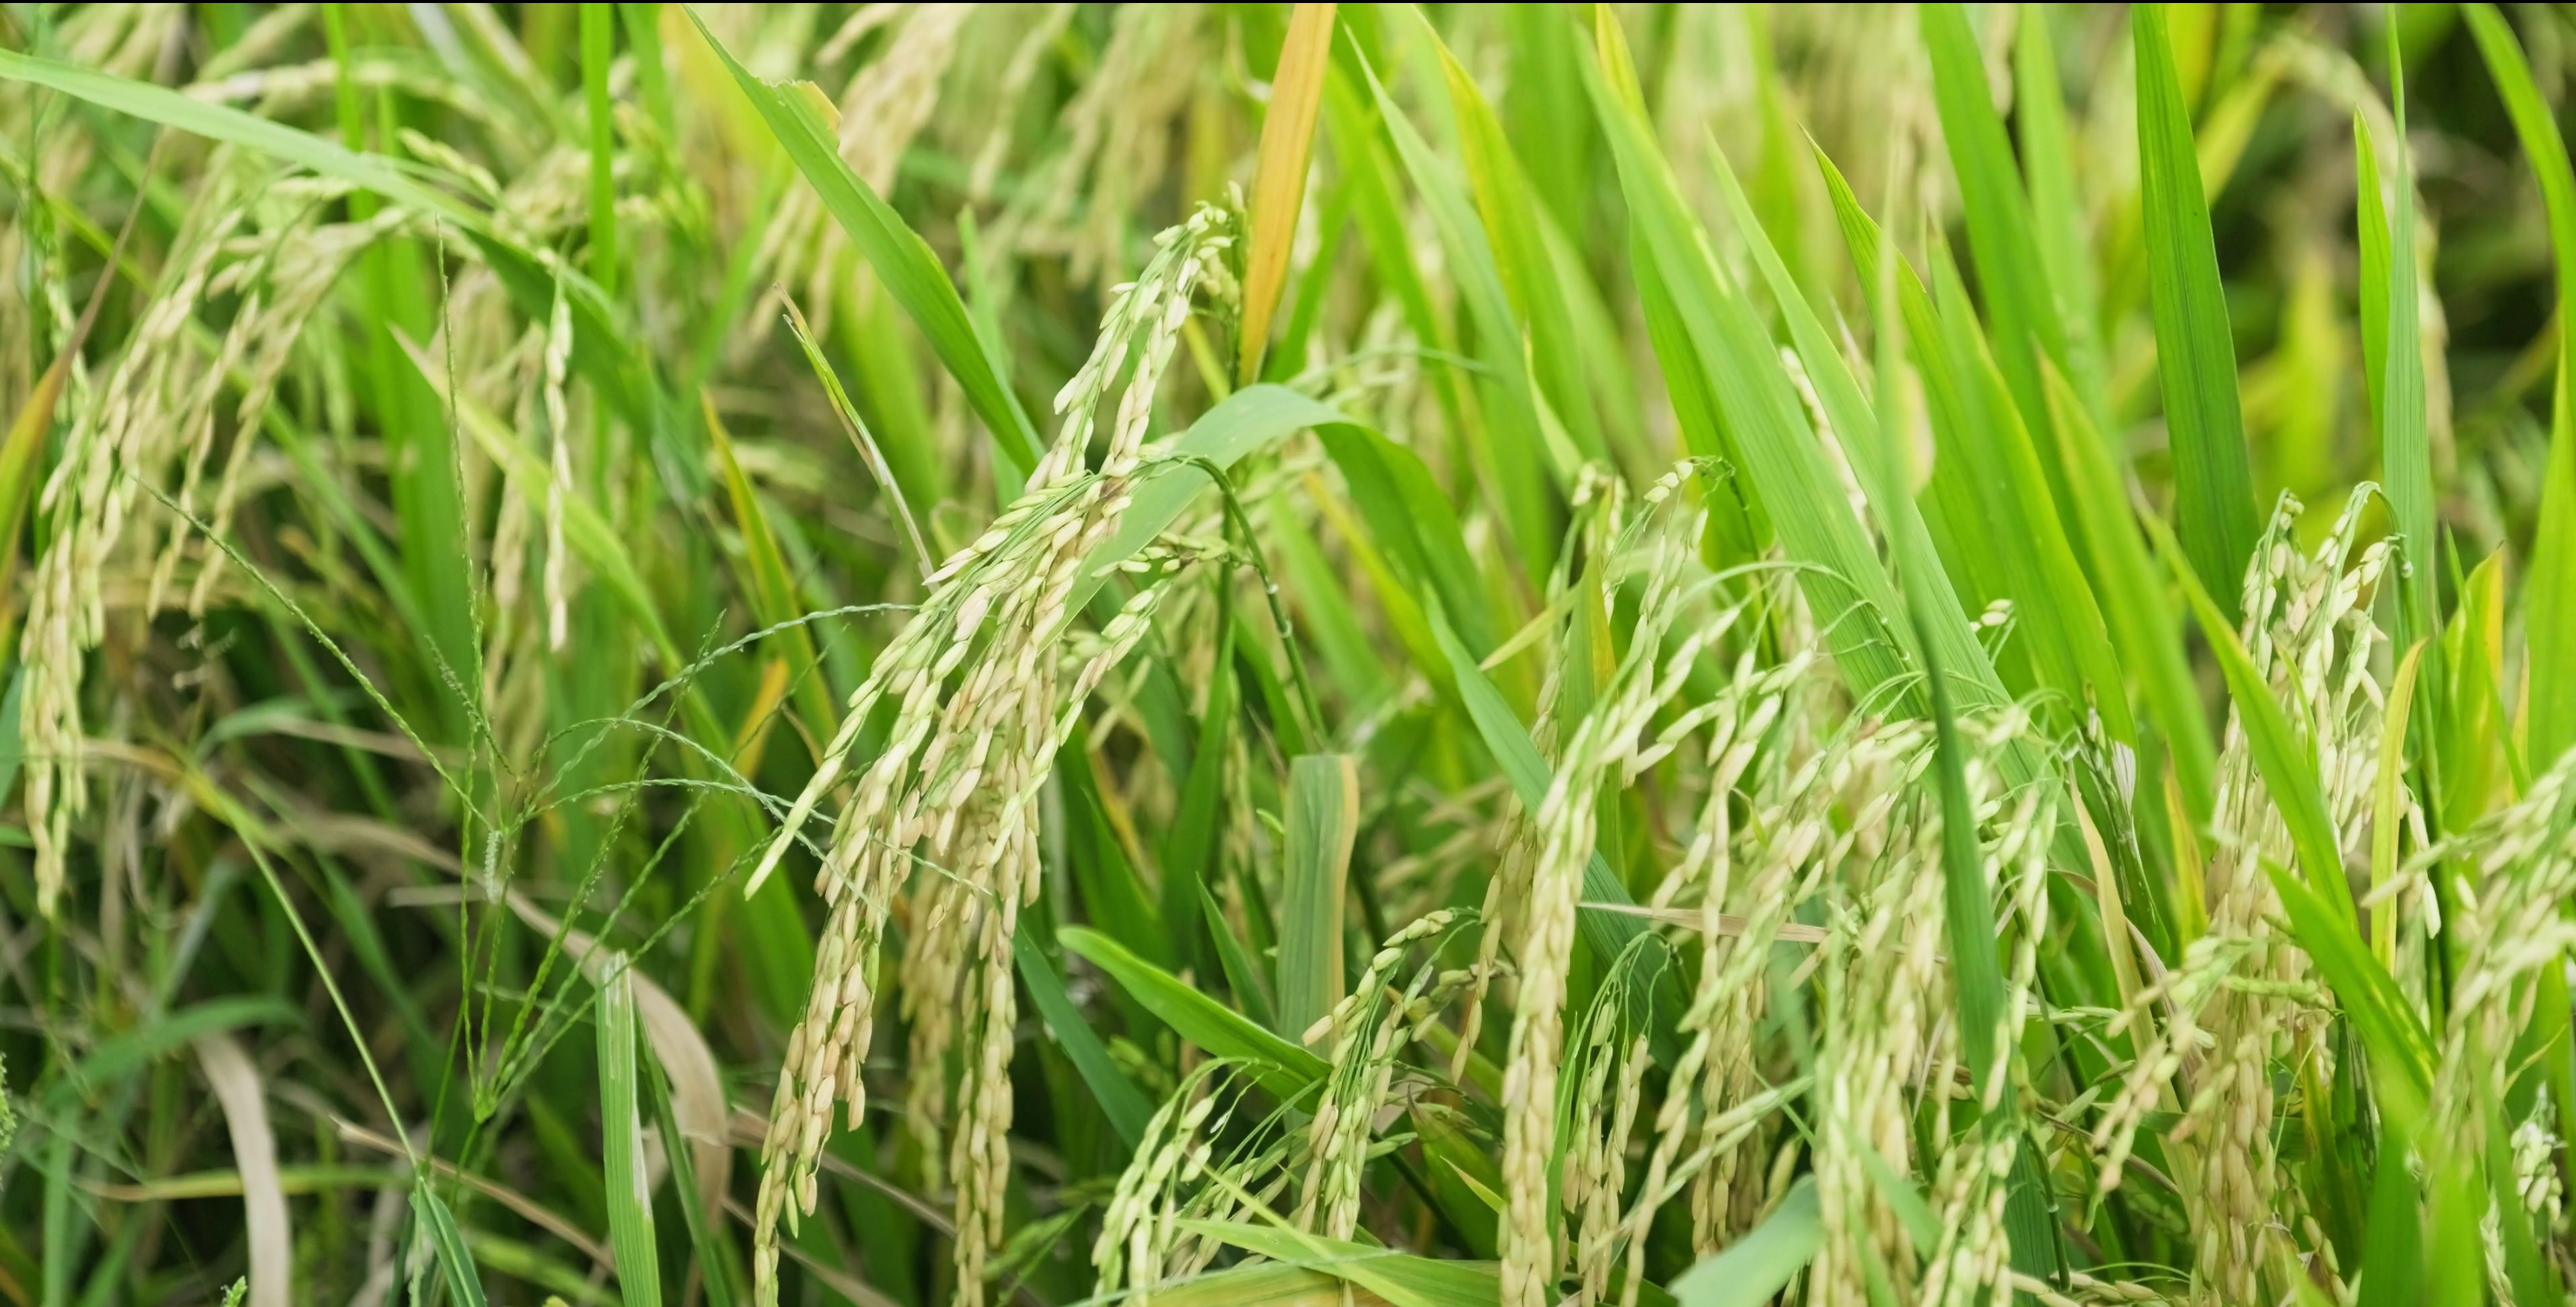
top-left (704, 396), bottom-right (838, 748)
top-left (2373, 20), bottom-right (2440, 662)
top-left (1919, 4), bottom-right (2080, 500)
top-left (1012, 931), bottom-right (1155, 1149)
top-left (1354, 31), bottom-right (1559, 580)
top-left (1432, 15), bottom-right (1606, 467)
top-left (2464, 2), bottom-right (2576, 768)
top-left (1059, 926), bottom-right (1330, 1097)
top-left (597, 955), bottom-right (662, 1307)
top-left (1182, 1220), bottom-right (1500, 1307)
top-left (2042, 367), bottom-right (2220, 831)
top-left (2134, 2), bottom-right (2262, 618)
top-left (2014, 7), bottom-right (2112, 436)
top-left (1069, 384), bottom-right (1347, 617)
top-left (1424, 597), bottom-right (1673, 1057)
top-left (1277, 755), bottom-right (1359, 1043)
top-left (411, 1185), bottom-right (491, 1307)
top-left (1669, 1177), bottom-right (1821, 1307)
top-left (582, 4), bottom-right (619, 297)
top-left (1910, 599), bottom-right (2058, 1286)
top-left (1708, 139), bottom-right (2001, 718)
top-left (1581, 10), bottom-right (1919, 718)
top-left (684, 7), bottom-right (1042, 478)
top-left (1239, 3), bottom-right (1336, 384)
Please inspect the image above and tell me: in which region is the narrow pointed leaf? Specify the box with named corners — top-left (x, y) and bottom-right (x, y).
top-left (2135, 3), bottom-right (2261, 617)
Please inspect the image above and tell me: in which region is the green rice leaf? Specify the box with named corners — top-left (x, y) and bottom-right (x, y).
top-left (1204, 877), bottom-right (1279, 1034)
top-left (1669, 1177), bottom-right (1821, 1307)
top-left (1276, 755), bottom-right (1358, 1043)
top-left (1919, 5), bottom-right (2079, 488)
top-left (394, 333), bottom-right (673, 666)
top-left (2042, 368), bottom-right (2220, 829)
top-left (596, 955), bottom-right (661, 1307)
top-left (684, 7), bottom-right (1043, 478)
top-left (1580, 13), bottom-right (1917, 716)
top-left (1182, 1220), bottom-right (1500, 1307)
top-left (704, 396), bottom-right (838, 747)
top-left (0, 48), bottom-right (473, 224)
top-left (2373, 20), bottom-right (2440, 660)
top-left (2013, 7), bottom-right (2113, 438)
top-left (1117, 1262), bottom-right (1364, 1307)
top-left (45, 998), bottom-right (297, 1110)
top-left (411, 1185), bottom-right (491, 1307)
top-left (2264, 866), bottom-right (2430, 1135)
top-left (1429, 16), bottom-right (1606, 467)
top-left (1310, 417), bottom-right (1494, 659)
top-left (1920, 586), bottom-right (2065, 1282)
top-left (1707, 138), bottom-right (1998, 716)
top-left (1012, 930), bottom-right (1155, 1149)
top-left (2355, 115), bottom-right (2392, 437)
top-left (1161, 613), bottom-right (1237, 976)
top-left (2133, 2), bottom-right (2262, 619)
top-left (1060, 927), bottom-right (1330, 1096)
top-left (1927, 245), bottom-right (2135, 744)
top-left (1070, 385), bottom-right (1348, 618)
top-left (2464, 2), bottom-right (2576, 769)
top-left (640, 1031), bottom-right (742, 1307)
top-left (1423, 595), bottom-right (1671, 1058)
top-left (1356, 28), bottom-right (1558, 580)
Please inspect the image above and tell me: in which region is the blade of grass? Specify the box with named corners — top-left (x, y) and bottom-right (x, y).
top-left (1067, 385), bottom-right (1351, 618)
top-left (1424, 596), bottom-right (1676, 1061)
top-left (1011, 930), bottom-right (1155, 1150)
top-left (582, 4), bottom-right (619, 297)
top-left (2264, 866), bottom-right (2430, 1133)
top-left (596, 955), bottom-right (661, 1307)
top-left (2463, 2), bottom-right (2576, 769)
top-left (703, 396), bottom-right (839, 750)
top-left (1181, 1219), bottom-right (1500, 1307)
top-left (1430, 16), bottom-right (1606, 469)
top-left (1928, 243), bottom-right (2136, 743)
top-left (1579, 10), bottom-right (1919, 720)
top-left (1204, 879), bottom-right (1280, 1035)
top-left (783, 299), bottom-right (932, 578)
top-left (2355, 113), bottom-right (2392, 437)
top-left (2042, 367), bottom-right (2220, 832)
top-left (1277, 755), bottom-right (1358, 1043)
top-left (2134, 2), bottom-right (2262, 618)
top-left (1919, 5), bottom-right (2082, 511)
top-left (1668, 1177), bottom-right (1821, 1307)
top-left (1707, 139), bottom-right (2002, 719)
top-left (2374, 21), bottom-right (2441, 677)
top-left (1240, 3), bottom-right (1336, 384)
top-left (1161, 612), bottom-right (1237, 978)
top-left (1060, 926), bottom-right (1330, 1098)
top-left (640, 1032), bottom-right (742, 1307)
top-left (411, 1185), bottom-right (492, 1307)
top-left (684, 7), bottom-right (1042, 478)
top-left (1354, 32), bottom-right (1557, 582)
top-left (1909, 599), bottom-right (2059, 1288)
top-left (2371, 642), bottom-right (2427, 970)
top-left (2014, 6), bottom-right (2113, 439)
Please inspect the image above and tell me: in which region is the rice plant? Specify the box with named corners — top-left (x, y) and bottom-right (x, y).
top-left (6, 5), bottom-right (2576, 1307)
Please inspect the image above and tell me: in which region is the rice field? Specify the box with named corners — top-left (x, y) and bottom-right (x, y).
top-left (4, 4), bottom-right (2576, 1306)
